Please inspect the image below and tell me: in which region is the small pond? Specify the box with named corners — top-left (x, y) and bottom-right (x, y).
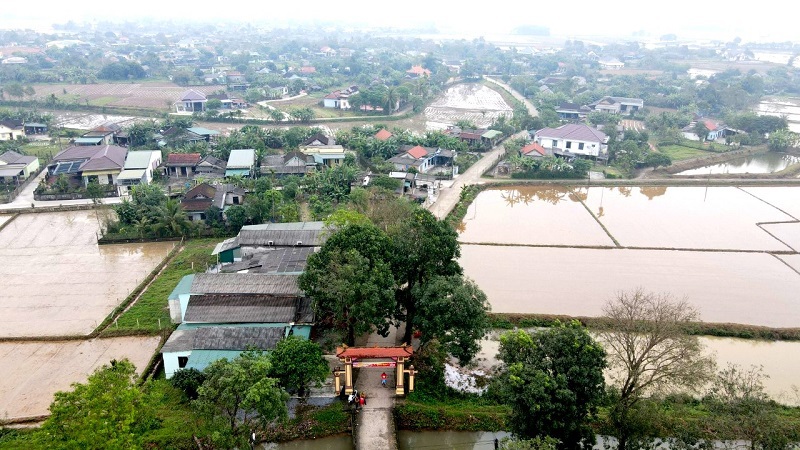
top-left (676, 152), bottom-right (800, 175)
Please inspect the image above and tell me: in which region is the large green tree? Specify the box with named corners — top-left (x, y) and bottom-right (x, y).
top-left (268, 336), bottom-right (330, 396)
top-left (388, 208), bottom-right (462, 344)
top-left (413, 275), bottom-right (490, 365)
top-left (195, 350), bottom-right (288, 448)
top-left (491, 323), bottom-right (606, 449)
top-left (40, 359), bottom-right (157, 450)
top-left (298, 223), bottom-right (396, 346)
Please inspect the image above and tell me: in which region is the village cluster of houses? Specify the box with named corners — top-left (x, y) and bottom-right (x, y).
top-left (161, 221), bottom-right (325, 377)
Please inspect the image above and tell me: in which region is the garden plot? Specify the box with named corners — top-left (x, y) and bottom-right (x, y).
top-left (34, 82), bottom-right (224, 110)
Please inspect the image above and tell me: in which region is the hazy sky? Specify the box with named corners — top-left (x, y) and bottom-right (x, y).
top-left (5, 0), bottom-right (799, 42)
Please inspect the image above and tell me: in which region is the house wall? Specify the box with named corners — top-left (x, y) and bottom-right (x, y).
top-left (0, 127), bottom-right (24, 141)
top-left (535, 136), bottom-right (604, 157)
top-left (163, 350), bottom-right (192, 378)
top-left (83, 170), bottom-right (119, 186)
top-left (23, 159), bottom-right (40, 177)
top-left (323, 98), bottom-right (338, 108)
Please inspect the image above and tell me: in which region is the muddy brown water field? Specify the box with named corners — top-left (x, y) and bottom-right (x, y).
top-left (0, 211), bottom-right (173, 338)
top-left (0, 336), bottom-right (161, 421)
top-left (458, 185), bottom-right (800, 328)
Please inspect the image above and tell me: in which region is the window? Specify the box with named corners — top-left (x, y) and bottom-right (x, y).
top-left (579, 143), bottom-right (584, 150)
top-left (566, 141), bottom-right (572, 149)
top-left (551, 140), bottom-right (558, 148)
top-left (107, 174), bottom-right (113, 184)
top-left (178, 356), bottom-right (188, 368)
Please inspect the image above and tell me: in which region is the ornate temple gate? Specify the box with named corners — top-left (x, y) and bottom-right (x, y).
top-left (334, 345), bottom-right (417, 396)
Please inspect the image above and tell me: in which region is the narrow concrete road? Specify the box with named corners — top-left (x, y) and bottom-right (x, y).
top-left (353, 326), bottom-right (402, 450)
top-left (427, 130), bottom-right (528, 220)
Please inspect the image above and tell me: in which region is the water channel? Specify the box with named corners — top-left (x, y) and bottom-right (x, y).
top-left (676, 152), bottom-right (800, 175)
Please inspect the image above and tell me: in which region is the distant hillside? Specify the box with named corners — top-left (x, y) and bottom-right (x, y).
top-left (512, 25), bottom-right (550, 36)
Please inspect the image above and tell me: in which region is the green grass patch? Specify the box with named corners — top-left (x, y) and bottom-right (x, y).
top-left (21, 141), bottom-right (66, 161)
top-left (395, 388), bottom-right (510, 432)
top-left (102, 238), bottom-right (219, 335)
top-left (657, 144), bottom-right (713, 161)
top-left (88, 96), bottom-right (119, 107)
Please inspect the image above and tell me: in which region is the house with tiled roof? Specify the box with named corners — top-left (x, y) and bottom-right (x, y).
top-left (261, 152), bottom-right (314, 177)
top-left (590, 96), bottom-right (644, 115)
top-left (0, 120), bottom-right (25, 141)
top-left (520, 142), bottom-right (549, 158)
top-left (533, 124), bottom-right (608, 159)
top-left (556, 102), bottom-right (592, 120)
top-left (175, 89), bottom-right (207, 113)
top-left (388, 145), bottom-right (456, 173)
top-left (77, 122), bottom-right (122, 146)
top-left (165, 152), bottom-right (202, 177)
top-left (48, 144), bottom-right (128, 186)
top-left (180, 182), bottom-right (245, 221)
top-left (323, 86), bottom-right (358, 109)
top-left (406, 65), bottom-right (431, 78)
top-left (302, 133), bottom-right (335, 147)
top-left (0, 150), bottom-right (39, 183)
top-left (375, 129), bottom-right (393, 141)
top-left (195, 155), bottom-right (227, 177)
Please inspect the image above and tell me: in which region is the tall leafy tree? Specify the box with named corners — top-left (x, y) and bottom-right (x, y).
top-left (388, 208), bottom-right (462, 344)
top-left (195, 350), bottom-right (288, 448)
top-left (298, 224), bottom-right (396, 345)
top-left (268, 336), bottom-right (330, 396)
top-left (491, 323), bottom-right (606, 448)
top-left (40, 359), bottom-right (157, 450)
top-left (413, 275), bottom-right (490, 365)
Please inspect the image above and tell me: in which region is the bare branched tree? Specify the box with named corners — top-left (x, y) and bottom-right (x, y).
top-left (599, 288), bottom-right (715, 450)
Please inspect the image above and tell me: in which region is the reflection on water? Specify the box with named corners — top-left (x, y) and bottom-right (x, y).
top-left (677, 152), bottom-right (800, 175)
top-left (398, 431), bottom-right (511, 450)
top-left (458, 187), bottom-right (613, 247)
top-left (261, 435), bottom-right (354, 450)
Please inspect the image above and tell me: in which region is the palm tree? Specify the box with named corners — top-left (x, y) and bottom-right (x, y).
top-left (385, 87), bottom-right (398, 114)
top-left (153, 199), bottom-right (193, 237)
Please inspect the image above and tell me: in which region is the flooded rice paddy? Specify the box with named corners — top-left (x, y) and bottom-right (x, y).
top-left (458, 186), bottom-right (800, 327)
top-left (473, 332), bottom-right (800, 405)
top-left (0, 211), bottom-right (173, 337)
top-left (676, 152), bottom-right (800, 175)
top-left (0, 336), bottom-right (161, 420)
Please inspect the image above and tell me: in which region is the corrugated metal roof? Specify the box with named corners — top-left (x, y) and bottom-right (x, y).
top-left (117, 169), bottom-right (146, 180)
top-left (222, 246), bottom-right (316, 274)
top-left (183, 294), bottom-right (298, 323)
top-left (194, 326), bottom-right (285, 350)
top-left (124, 150), bottom-right (159, 169)
top-left (185, 350), bottom-right (243, 371)
top-left (212, 237), bottom-right (239, 255)
top-left (169, 274), bottom-right (195, 301)
top-left (237, 229), bottom-right (325, 247)
top-left (191, 273), bottom-right (303, 295)
top-left (227, 149), bottom-right (255, 168)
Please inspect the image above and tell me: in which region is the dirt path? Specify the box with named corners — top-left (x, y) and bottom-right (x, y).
top-left (484, 76), bottom-right (539, 117)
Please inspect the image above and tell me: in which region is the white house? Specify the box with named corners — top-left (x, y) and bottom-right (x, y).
top-left (322, 86), bottom-right (358, 109)
top-left (598, 58), bottom-right (625, 70)
top-left (174, 89), bottom-right (207, 113)
top-left (533, 124), bottom-right (609, 158)
top-left (591, 96), bottom-right (644, 115)
top-left (116, 150), bottom-right (162, 195)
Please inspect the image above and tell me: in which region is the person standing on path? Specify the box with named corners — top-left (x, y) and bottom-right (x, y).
top-left (381, 372), bottom-right (387, 387)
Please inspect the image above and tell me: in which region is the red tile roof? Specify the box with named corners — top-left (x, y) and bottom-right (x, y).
top-left (375, 129), bottom-right (393, 141)
top-left (336, 346), bottom-right (413, 359)
top-left (406, 145), bottom-right (428, 159)
top-left (407, 65), bottom-right (431, 76)
top-left (703, 119), bottom-right (720, 131)
top-left (521, 143), bottom-right (547, 156)
top-left (299, 66), bottom-right (316, 73)
top-left (167, 153), bottom-right (202, 165)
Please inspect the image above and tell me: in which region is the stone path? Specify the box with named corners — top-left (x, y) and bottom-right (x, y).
top-left (353, 325), bottom-right (402, 450)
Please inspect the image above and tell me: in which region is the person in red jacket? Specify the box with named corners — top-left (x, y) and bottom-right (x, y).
top-left (381, 372), bottom-right (387, 387)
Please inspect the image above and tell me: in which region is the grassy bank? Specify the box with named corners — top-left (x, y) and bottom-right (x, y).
top-left (263, 402), bottom-right (350, 442)
top-left (101, 238), bottom-right (218, 336)
top-left (395, 388), bottom-right (509, 432)
top-left (489, 313), bottom-right (800, 341)
top-left (657, 144), bottom-right (714, 161)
